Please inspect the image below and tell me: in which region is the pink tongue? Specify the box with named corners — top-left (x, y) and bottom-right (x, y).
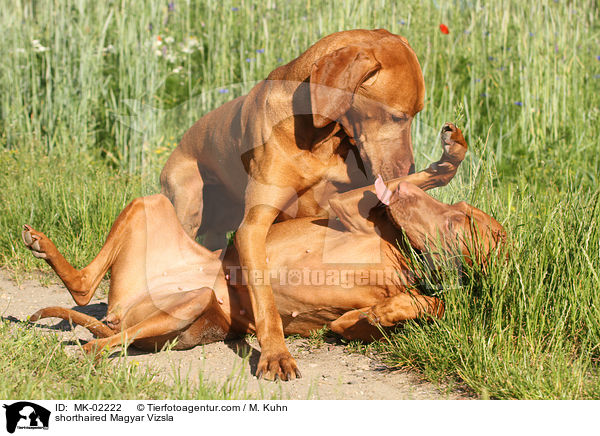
top-left (375, 175), bottom-right (393, 205)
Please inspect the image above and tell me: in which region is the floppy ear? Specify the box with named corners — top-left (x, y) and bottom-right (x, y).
top-left (328, 189), bottom-right (380, 235)
top-left (310, 46), bottom-right (381, 128)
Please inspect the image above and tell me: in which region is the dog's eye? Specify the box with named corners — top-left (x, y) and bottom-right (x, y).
top-left (391, 113), bottom-right (407, 122)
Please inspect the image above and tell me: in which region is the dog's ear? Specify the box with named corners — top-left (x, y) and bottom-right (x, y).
top-left (310, 46), bottom-right (381, 128)
top-left (329, 192), bottom-right (376, 235)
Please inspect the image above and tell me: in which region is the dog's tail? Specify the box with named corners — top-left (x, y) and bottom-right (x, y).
top-left (30, 307), bottom-right (115, 338)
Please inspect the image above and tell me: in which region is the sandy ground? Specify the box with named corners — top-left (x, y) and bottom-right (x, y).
top-left (0, 270), bottom-right (471, 400)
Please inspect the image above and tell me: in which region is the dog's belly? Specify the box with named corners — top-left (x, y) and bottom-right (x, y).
top-left (264, 220), bottom-right (405, 335)
top-left (273, 283), bottom-right (390, 335)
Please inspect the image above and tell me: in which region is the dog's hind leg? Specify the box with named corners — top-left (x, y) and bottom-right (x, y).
top-left (21, 195), bottom-right (171, 306)
top-left (82, 287), bottom-right (227, 355)
top-left (160, 148), bottom-right (205, 241)
top-left (329, 292), bottom-right (444, 341)
top-left (22, 203), bottom-right (141, 306)
top-left (22, 224), bottom-right (111, 306)
top-left (29, 306), bottom-right (115, 338)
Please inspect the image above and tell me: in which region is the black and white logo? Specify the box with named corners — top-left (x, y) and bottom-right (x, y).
top-left (2, 402), bottom-right (50, 433)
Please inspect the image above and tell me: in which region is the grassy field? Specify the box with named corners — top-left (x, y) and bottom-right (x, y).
top-left (1, 0), bottom-right (599, 399)
top-left (0, 321), bottom-right (255, 399)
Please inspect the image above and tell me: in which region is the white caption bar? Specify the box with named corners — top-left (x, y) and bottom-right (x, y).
top-left (0, 400), bottom-right (595, 435)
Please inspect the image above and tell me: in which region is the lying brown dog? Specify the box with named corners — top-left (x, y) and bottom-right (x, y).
top-left (160, 29), bottom-right (429, 378)
top-left (22, 125), bottom-right (505, 375)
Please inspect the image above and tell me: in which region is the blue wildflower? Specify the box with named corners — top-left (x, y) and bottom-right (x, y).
top-left (529, 32), bottom-right (534, 37)
top-left (218, 88), bottom-right (229, 94)
top-left (399, 19), bottom-right (406, 25)
top-left (256, 49), bottom-right (265, 54)
top-left (148, 23), bottom-right (153, 32)
top-left (597, 55), bottom-right (600, 61)
top-left (481, 93), bottom-right (488, 97)
top-left (514, 101), bottom-right (523, 106)
top-left (168, 2), bottom-right (175, 12)
top-left (488, 56), bottom-right (494, 61)
top-left (232, 7), bottom-right (238, 11)
top-left (246, 58), bottom-right (252, 63)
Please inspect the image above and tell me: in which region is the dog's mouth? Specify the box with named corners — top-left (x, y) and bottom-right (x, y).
top-left (348, 126), bottom-right (416, 184)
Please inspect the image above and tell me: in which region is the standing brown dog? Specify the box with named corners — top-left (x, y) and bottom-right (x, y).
top-left (160, 29), bottom-right (427, 380)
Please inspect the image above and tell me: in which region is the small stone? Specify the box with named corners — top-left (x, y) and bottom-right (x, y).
top-left (291, 311), bottom-right (299, 318)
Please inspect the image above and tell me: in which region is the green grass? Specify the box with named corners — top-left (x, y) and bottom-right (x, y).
top-left (0, 319), bottom-right (255, 399)
top-left (0, 0), bottom-right (599, 399)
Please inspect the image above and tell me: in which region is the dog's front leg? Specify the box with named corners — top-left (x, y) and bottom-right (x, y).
top-left (235, 181), bottom-right (301, 381)
top-left (329, 292), bottom-right (444, 341)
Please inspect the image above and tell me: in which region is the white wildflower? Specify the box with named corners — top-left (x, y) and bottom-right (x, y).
top-left (31, 39), bottom-right (48, 52)
top-left (180, 36), bottom-right (199, 54)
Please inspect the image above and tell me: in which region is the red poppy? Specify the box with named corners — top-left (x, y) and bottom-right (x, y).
top-left (439, 24), bottom-right (449, 34)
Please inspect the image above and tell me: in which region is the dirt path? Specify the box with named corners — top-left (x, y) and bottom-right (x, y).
top-left (0, 270), bottom-right (470, 400)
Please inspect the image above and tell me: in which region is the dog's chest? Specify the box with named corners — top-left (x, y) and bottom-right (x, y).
top-left (310, 135), bottom-right (359, 183)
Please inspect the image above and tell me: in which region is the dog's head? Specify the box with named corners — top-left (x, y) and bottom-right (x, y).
top-left (375, 178), bottom-right (507, 266)
top-left (310, 30), bottom-right (425, 182)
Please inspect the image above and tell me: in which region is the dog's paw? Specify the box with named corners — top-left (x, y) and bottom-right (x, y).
top-left (81, 341), bottom-right (108, 361)
top-left (21, 225), bottom-right (50, 259)
top-left (361, 306), bottom-right (396, 328)
top-left (256, 350), bottom-right (301, 382)
top-left (81, 342), bottom-right (94, 354)
top-left (440, 123), bottom-right (467, 165)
